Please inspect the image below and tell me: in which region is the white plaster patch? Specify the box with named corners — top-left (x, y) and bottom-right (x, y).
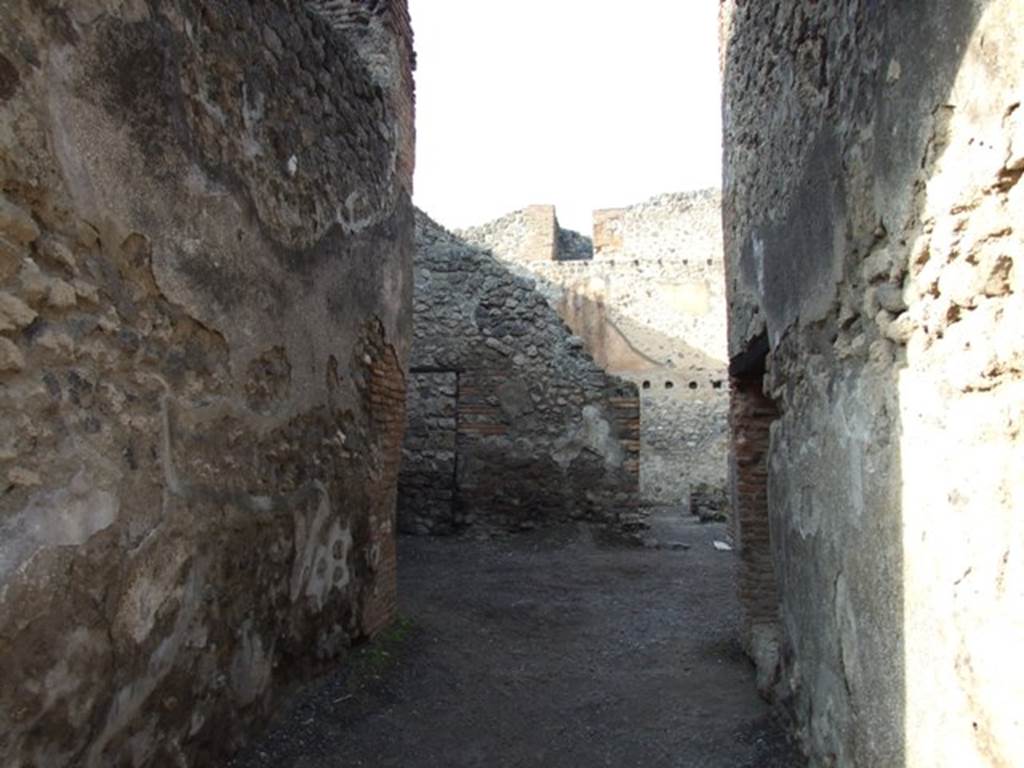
top-left (115, 540), bottom-right (189, 645)
top-left (837, 387), bottom-right (870, 524)
top-left (291, 482), bottom-right (353, 610)
top-left (552, 405), bottom-right (624, 469)
top-left (89, 562), bottom-right (204, 764)
top-left (0, 470), bottom-right (120, 580)
top-left (240, 81), bottom-right (267, 161)
top-left (833, 572), bottom-right (862, 698)
top-left (306, 521), bottom-right (353, 608)
top-left (752, 233), bottom-right (766, 303)
top-left (230, 620), bottom-right (274, 707)
top-left (40, 628), bottom-right (108, 729)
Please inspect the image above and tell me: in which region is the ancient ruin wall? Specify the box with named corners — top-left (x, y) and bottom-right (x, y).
top-left (722, 1), bottom-right (1023, 765)
top-left (399, 211), bottom-right (641, 535)
top-left (0, 2), bottom-right (413, 765)
top-left (461, 192), bottom-right (728, 508)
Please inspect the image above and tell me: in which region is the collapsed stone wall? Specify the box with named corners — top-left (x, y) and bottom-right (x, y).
top-left (399, 211), bottom-right (641, 536)
top-left (0, 2), bottom-right (412, 766)
top-left (722, 1), bottom-right (1023, 765)
top-left (461, 192), bottom-right (728, 508)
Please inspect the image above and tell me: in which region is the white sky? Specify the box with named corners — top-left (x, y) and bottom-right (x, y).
top-left (409, 0), bottom-right (723, 234)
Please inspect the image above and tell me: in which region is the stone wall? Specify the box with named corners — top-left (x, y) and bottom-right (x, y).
top-left (399, 211), bottom-right (640, 536)
top-left (399, 371), bottom-right (457, 532)
top-left (722, 0), bottom-right (1023, 765)
top-left (0, 2), bottom-right (413, 766)
top-left (638, 376), bottom-right (728, 511)
top-left (460, 191), bottom-right (728, 508)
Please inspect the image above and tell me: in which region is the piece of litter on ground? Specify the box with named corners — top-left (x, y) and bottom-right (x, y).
top-left (668, 541), bottom-right (691, 551)
top-left (713, 540), bottom-right (733, 552)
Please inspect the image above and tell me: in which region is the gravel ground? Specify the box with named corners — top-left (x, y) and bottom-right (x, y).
top-left (231, 515), bottom-right (804, 767)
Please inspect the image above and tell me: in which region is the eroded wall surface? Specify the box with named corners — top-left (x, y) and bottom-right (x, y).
top-left (722, 0), bottom-right (1022, 764)
top-left (399, 211), bottom-right (640, 535)
top-left (461, 192), bottom-right (728, 508)
top-left (0, 1), bottom-right (413, 765)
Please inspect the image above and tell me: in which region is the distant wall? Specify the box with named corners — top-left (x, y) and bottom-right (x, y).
top-left (400, 211), bottom-right (641, 536)
top-left (461, 191), bottom-right (728, 508)
top-left (0, 2), bottom-right (413, 765)
top-left (639, 377), bottom-right (728, 511)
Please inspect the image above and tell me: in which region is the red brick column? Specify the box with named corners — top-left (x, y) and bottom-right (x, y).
top-left (361, 326), bottom-right (407, 638)
top-left (730, 374), bottom-right (780, 653)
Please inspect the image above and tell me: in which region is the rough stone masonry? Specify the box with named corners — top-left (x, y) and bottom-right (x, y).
top-left (722, 0), bottom-right (1023, 765)
top-left (0, 1), bottom-right (414, 766)
top-left (461, 192), bottom-right (729, 513)
top-left (398, 211), bottom-right (640, 536)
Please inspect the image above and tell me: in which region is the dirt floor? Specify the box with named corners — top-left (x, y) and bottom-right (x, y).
top-left (231, 513), bottom-right (804, 767)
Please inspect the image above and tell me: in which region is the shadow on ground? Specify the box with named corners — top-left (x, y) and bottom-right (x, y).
top-left (231, 518), bottom-right (803, 767)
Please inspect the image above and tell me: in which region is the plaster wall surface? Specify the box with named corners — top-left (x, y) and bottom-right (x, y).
top-left (0, 2), bottom-right (413, 765)
top-left (400, 211), bottom-right (640, 536)
top-left (461, 192), bottom-right (728, 508)
top-left (722, 0), bottom-right (1023, 765)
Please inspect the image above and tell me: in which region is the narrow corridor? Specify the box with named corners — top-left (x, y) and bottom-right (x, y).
top-left (232, 515), bottom-right (802, 767)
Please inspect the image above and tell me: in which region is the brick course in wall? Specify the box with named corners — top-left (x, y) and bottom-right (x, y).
top-left (360, 321), bottom-right (407, 638)
top-left (729, 372), bottom-right (780, 689)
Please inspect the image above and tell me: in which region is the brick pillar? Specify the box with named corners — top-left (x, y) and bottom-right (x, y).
top-left (730, 374), bottom-right (780, 662)
top-left (360, 325), bottom-right (407, 639)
